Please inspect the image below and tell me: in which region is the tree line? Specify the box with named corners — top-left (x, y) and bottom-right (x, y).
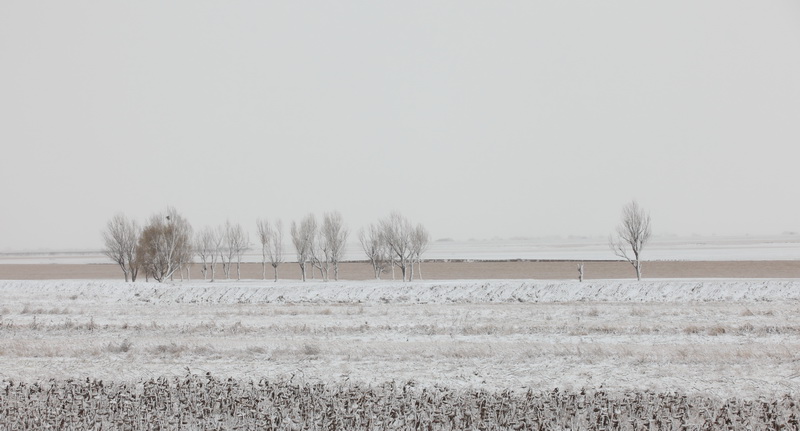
top-left (102, 208), bottom-right (430, 283)
top-left (104, 201), bottom-right (651, 283)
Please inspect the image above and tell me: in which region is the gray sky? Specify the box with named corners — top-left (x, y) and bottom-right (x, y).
top-left (1, 1), bottom-right (799, 251)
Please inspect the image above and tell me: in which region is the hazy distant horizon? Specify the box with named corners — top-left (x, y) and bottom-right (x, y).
top-left (4, 231), bottom-right (799, 257)
top-left (2, 2), bottom-right (799, 251)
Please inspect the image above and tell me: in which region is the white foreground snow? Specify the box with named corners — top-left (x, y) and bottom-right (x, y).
top-left (1, 279), bottom-right (799, 399)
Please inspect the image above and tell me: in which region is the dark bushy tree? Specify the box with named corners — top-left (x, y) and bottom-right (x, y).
top-left (136, 207), bottom-right (193, 282)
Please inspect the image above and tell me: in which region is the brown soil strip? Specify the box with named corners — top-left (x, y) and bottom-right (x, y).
top-left (2, 260), bottom-right (799, 280)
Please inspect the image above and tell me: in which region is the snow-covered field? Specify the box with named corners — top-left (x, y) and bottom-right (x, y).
top-left (1, 278), bottom-right (799, 400)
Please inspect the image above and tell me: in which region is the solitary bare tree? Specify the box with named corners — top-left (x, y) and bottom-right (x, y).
top-left (136, 207), bottom-right (193, 283)
top-left (609, 200), bottom-right (652, 281)
top-left (291, 214), bottom-right (317, 281)
top-left (321, 212), bottom-right (349, 281)
top-left (359, 223), bottom-right (389, 279)
top-left (102, 214), bottom-right (140, 282)
top-left (257, 218), bottom-right (284, 281)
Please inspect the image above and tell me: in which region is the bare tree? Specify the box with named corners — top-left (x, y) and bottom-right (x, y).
top-left (136, 207), bottom-right (193, 283)
top-left (102, 214), bottom-right (140, 282)
top-left (180, 256), bottom-right (193, 281)
top-left (380, 212), bottom-right (414, 282)
top-left (609, 200), bottom-right (652, 281)
top-left (224, 221), bottom-right (249, 280)
top-left (209, 225), bottom-right (224, 282)
top-left (410, 223), bottom-right (430, 280)
top-left (195, 227), bottom-right (217, 280)
top-left (268, 220), bottom-right (284, 281)
top-left (291, 214), bottom-right (317, 281)
top-left (219, 221), bottom-right (234, 279)
top-left (359, 223), bottom-right (389, 279)
top-left (321, 212), bottom-right (349, 281)
top-left (310, 230), bottom-right (329, 282)
top-left (257, 218), bottom-right (284, 281)
top-left (256, 219), bottom-right (270, 280)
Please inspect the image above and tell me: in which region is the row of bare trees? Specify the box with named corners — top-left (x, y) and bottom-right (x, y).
top-left (104, 204), bottom-right (650, 283)
top-left (194, 221), bottom-right (251, 282)
top-left (103, 208), bottom-right (430, 283)
top-left (359, 211), bottom-right (430, 282)
top-left (290, 212), bottom-right (349, 282)
top-left (103, 208), bottom-right (254, 283)
top-left (102, 207), bottom-right (193, 283)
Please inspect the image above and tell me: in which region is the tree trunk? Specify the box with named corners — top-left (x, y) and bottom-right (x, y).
top-left (635, 261), bottom-right (642, 281)
top-left (273, 265), bottom-right (278, 282)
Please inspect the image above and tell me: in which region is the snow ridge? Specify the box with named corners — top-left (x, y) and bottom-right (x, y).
top-left (2, 279), bottom-right (799, 304)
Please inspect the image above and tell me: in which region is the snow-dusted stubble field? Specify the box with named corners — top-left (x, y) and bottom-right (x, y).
top-left (1, 279), bottom-right (800, 400)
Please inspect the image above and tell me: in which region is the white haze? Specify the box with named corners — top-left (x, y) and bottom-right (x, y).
top-left (1, 1), bottom-right (799, 251)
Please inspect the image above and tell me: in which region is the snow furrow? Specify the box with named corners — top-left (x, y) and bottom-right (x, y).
top-left (2, 279), bottom-right (799, 304)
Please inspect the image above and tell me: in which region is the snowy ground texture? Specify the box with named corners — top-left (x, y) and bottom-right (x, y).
top-left (2, 279), bottom-right (800, 400)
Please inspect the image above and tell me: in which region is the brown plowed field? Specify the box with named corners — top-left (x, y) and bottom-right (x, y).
top-left (1, 260), bottom-right (800, 280)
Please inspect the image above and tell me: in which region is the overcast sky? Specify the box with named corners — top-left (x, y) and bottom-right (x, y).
top-left (1, 1), bottom-right (799, 251)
